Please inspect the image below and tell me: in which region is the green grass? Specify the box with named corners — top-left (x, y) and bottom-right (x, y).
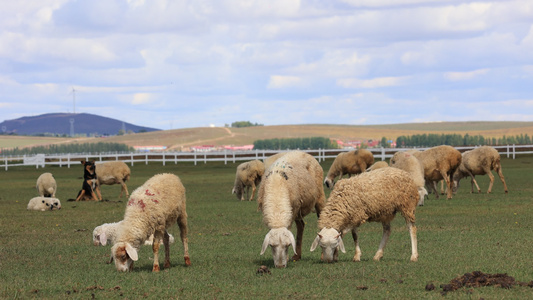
top-left (1, 157), bottom-right (533, 299)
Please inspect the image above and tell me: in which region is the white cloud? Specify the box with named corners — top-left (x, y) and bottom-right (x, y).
top-left (267, 75), bottom-right (304, 89)
top-left (337, 76), bottom-right (408, 89)
top-left (444, 68), bottom-right (490, 81)
top-left (131, 93), bottom-right (153, 105)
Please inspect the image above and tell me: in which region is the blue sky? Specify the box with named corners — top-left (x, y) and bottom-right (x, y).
top-left (1, 0), bottom-right (532, 130)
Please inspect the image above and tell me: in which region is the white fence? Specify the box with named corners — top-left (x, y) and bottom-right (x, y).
top-left (2, 145), bottom-right (533, 171)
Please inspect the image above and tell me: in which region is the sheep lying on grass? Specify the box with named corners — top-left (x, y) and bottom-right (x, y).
top-left (36, 172), bottom-right (56, 197)
top-left (93, 221), bottom-right (175, 246)
top-left (310, 168), bottom-right (419, 263)
top-left (27, 197), bottom-right (62, 211)
top-left (232, 160), bottom-right (265, 201)
top-left (111, 173), bottom-right (190, 272)
top-left (410, 145), bottom-right (462, 200)
top-left (390, 151), bottom-right (428, 206)
top-left (453, 146), bottom-right (508, 194)
top-left (324, 149), bottom-right (374, 189)
top-left (96, 161), bottom-right (131, 198)
top-left (258, 151), bottom-right (326, 268)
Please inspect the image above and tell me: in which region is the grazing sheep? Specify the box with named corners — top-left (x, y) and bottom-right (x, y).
top-left (390, 151), bottom-right (428, 206)
top-left (96, 161), bottom-right (131, 198)
top-left (310, 168), bottom-right (419, 263)
top-left (111, 173), bottom-right (190, 272)
top-left (263, 152), bottom-right (288, 171)
top-left (324, 149), bottom-right (374, 189)
top-left (232, 160), bottom-right (265, 201)
top-left (27, 197), bottom-right (62, 211)
top-left (93, 221), bottom-right (175, 246)
top-left (410, 145), bottom-right (462, 200)
top-left (258, 151), bottom-right (326, 268)
top-left (36, 172), bottom-right (57, 197)
top-left (366, 161), bottom-right (389, 172)
top-left (453, 146), bottom-right (508, 194)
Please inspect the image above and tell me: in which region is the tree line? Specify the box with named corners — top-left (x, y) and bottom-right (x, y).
top-left (393, 133), bottom-right (532, 148)
top-left (253, 137), bottom-right (337, 150)
top-left (1, 142), bottom-right (134, 155)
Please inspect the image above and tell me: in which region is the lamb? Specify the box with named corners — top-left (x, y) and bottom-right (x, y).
top-left (452, 146), bottom-right (508, 194)
top-left (36, 172), bottom-right (57, 197)
top-left (27, 197), bottom-right (62, 211)
top-left (93, 221), bottom-right (175, 246)
top-left (390, 151), bottom-right (428, 206)
top-left (111, 173), bottom-right (190, 272)
top-left (95, 161), bottom-right (131, 198)
top-left (258, 151), bottom-right (326, 268)
top-left (409, 145), bottom-right (462, 200)
top-left (324, 149), bottom-right (374, 189)
top-left (232, 160), bottom-right (265, 201)
top-left (366, 161), bottom-right (389, 172)
top-left (310, 168), bottom-right (419, 263)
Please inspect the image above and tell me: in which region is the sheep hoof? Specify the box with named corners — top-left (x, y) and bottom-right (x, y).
top-left (410, 255), bottom-right (418, 262)
top-left (152, 265), bottom-right (160, 272)
top-left (291, 254), bottom-right (301, 262)
top-left (184, 256), bottom-right (191, 266)
top-left (164, 261), bottom-right (171, 268)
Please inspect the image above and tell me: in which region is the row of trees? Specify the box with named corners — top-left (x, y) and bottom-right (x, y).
top-left (1, 142), bottom-right (134, 156)
top-left (253, 137), bottom-right (337, 150)
top-left (391, 133), bottom-right (532, 148)
top-left (229, 121), bottom-right (264, 128)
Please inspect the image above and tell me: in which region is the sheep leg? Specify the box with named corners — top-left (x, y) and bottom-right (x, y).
top-left (407, 222), bottom-right (418, 262)
top-left (292, 219), bottom-right (305, 261)
top-left (163, 231), bottom-right (171, 269)
top-left (428, 181), bottom-right (439, 199)
top-left (351, 229), bottom-right (361, 262)
top-left (119, 181), bottom-right (129, 198)
top-left (373, 222), bottom-right (391, 261)
top-left (439, 170), bottom-right (453, 199)
top-left (152, 231), bottom-right (163, 272)
top-left (249, 183), bottom-right (256, 201)
top-left (494, 164), bottom-right (508, 193)
top-left (177, 214), bottom-right (191, 266)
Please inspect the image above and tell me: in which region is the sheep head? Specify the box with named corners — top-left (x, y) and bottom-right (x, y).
top-left (111, 242), bottom-right (138, 272)
top-left (310, 228), bottom-right (346, 263)
top-left (260, 228), bottom-right (296, 268)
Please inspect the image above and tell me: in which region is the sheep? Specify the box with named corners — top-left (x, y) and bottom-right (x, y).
top-left (453, 146), bottom-right (508, 194)
top-left (95, 161), bottom-right (131, 198)
top-left (366, 161), bottom-right (389, 172)
top-left (111, 173), bottom-right (190, 272)
top-left (92, 221), bottom-right (175, 246)
top-left (27, 197), bottom-right (62, 211)
top-left (258, 151), bottom-right (326, 268)
top-left (324, 149), bottom-right (374, 189)
top-left (36, 172), bottom-right (56, 197)
top-left (232, 160), bottom-right (265, 201)
top-left (390, 151), bottom-right (428, 206)
top-left (310, 167), bottom-right (419, 263)
top-left (409, 145), bottom-right (462, 200)
top-left (263, 152), bottom-right (288, 171)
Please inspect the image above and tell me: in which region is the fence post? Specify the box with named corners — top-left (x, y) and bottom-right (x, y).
top-left (194, 152), bottom-right (197, 166)
top-left (145, 153), bottom-right (148, 165)
top-left (507, 144), bottom-right (510, 158)
top-left (163, 153), bottom-right (166, 166)
top-left (131, 153), bottom-right (134, 166)
top-left (204, 153), bottom-right (207, 164)
top-left (224, 150), bottom-right (227, 165)
top-left (513, 144), bottom-right (516, 159)
top-left (4, 156), bottom-right (7, 171)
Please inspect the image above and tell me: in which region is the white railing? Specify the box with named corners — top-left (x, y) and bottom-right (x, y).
top-left (1, 145), bottom-right (532, 170)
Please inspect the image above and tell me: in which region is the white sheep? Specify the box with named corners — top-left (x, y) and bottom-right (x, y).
top-left (324, 149), bottom-right (374, 189)
top-left (310, 168), bottom-right (419, 263)
top-left (111, 173), bottom-right (190, 272)
top-left (263, 152), bottom-right (288, 171)
top-left (390, 151), bottom-right (428, 206)
top-left (258, 151), bottom-right (326, 268)
top-left (409, 145), bottom-right (462, 200)
top-left (93, 221), bottom-right (175, 246)
top-left (232, 160), bottom-right (265, 201)
top-left (453, 146), bottom-right (508, 194)
top-left (95, 161), bottom-right (131, 198)
top-left (27, 196), bottom-right (62, 211)
top-left (36, 172), bottom-right (57, 197)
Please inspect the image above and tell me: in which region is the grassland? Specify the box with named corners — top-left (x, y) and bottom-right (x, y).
top-left (1, 155), bottom-right (532, 299)
top-left (2, 121), bottom-right (533, 150)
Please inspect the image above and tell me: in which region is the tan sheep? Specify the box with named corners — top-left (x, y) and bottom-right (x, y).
top-left (324, 149), bottom-right (374, 189)
top-left (453, 146), bottom-right (508, 194)
top-left (390, 151), bottom-right (428, 206)
top-left (263, 152), bottom-right (288, 171)
top-left (258, 151), bottom-right (326, 268)
top-left (409, 145), bottom-right (462, 200)
top-left (310, 168), bottom-right (419, 263)
top-left (366, 161), bottom-right (389, 172)
top-left (111, 173), bottom-right (190, 272)
top-left (95, 161), bottom-right (131, 198)
top-left (232, 160), bottom-right (265, 201)
top-left (36, 172), bottom-right (56, 197)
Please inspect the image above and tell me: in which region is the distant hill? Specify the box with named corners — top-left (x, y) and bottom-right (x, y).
top-left (0, 113), bottom-right (160, 136)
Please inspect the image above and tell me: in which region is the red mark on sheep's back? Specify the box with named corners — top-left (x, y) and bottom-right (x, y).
top-left (152, 199), bottom-right (159, 204)
top-left (138, 200), bottom-right (146, 210)
top-left (127, 199), bottom-right (135, 206)
top-left (145, 189), bottom-right (155, 196)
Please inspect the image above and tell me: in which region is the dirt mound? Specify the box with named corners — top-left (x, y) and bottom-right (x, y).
top-left (438, 271), bottom-right (533, 295)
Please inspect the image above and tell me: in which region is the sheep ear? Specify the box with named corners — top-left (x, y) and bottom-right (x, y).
top-left (310, 235), bottom-right (321, 252)
top-left (289, 232), bottom-right (296, 255)
top-left (337, 236), bottom-right (346, 253)
top-left (100, 233), bottom-right (107, 246)
top-left (125, 243), bottom-right (138, 261)
top-left (260, 233), bottom-right (270, 255)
